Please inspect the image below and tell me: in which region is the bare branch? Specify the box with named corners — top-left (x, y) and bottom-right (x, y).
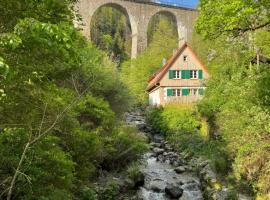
top-left (38, 104), bottom-right (48, 136)
top-left (7, 142), bottom-right (30, 200)
top-left (71, 74), bottom-right (80, 96)
top-left (234, 20), bottom-right (270, 34)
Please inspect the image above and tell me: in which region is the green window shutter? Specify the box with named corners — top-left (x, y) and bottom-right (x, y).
top-left (199, 70), bottom-right (203, 79)
top-left (182, 70), bottom-right (190, 79)
top-left (167, 88), bottom-right (173, 96)
top-left (186, 70), bottom-right (191, 79)
top-left (181, 70), bottom-right (186, 79)
top-left (181, 70), bottom-right (190, 79)
top-left (182, 88), bottom-right (189, 96)
top-left (168, 70), bottom-right (174, 79)
top-left (199, 88), bottom-right (204, 95)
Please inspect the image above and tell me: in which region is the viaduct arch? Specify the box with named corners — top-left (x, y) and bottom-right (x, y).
top-left (75, 0), bottom-right (198, 58)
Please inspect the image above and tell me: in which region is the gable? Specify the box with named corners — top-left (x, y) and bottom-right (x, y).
top-left (160, 47), bottom-right (209, 81)
top-left (147, 43), bottom-right (210, 92)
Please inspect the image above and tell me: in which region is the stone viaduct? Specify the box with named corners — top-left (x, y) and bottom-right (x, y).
top-left (75, 0), bottom-right (198, 58)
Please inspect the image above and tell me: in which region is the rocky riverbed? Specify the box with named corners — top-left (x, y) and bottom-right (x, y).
top-left (125, 110), bottom-right (252, 200)
top-left (126, 111), bottom-right (203, 200)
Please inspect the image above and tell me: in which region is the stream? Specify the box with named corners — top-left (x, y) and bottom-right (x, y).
top-left (125, 111), bottom-right (204, 200)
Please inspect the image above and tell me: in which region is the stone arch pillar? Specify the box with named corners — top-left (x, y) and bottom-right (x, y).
top-left (137, 22), bottom-right (148, 54)
top-left (177, 24), bottom-right (188, 46)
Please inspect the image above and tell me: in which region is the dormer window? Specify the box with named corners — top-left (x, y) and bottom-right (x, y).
top-left (183, 55), bottom-right (188, 62)
top-left (190, 70), bottom-right (198, 79)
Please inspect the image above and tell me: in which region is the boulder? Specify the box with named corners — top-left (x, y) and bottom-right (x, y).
top-left (153, 135), bottom-right (164, 143)
top-left (153, 147), bottom-right (165, 155)
top-left (174, 166), bottom-right (186, 174)
top-left (181, 182), bottom-right (200, 191)
top-left (165, 184), bottom-right (183, 198)
top-left (150, 180), bottom-right (165, 192)
top-left (157, 155), bottom-right (165, 162)
top-left (179, 191), bottom-right (204, 200)
top-left (134, 171), bottom-right (145, 188)
top-left (199, 164), bottom-right (217, 185)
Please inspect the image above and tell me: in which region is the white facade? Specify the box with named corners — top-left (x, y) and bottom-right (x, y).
top-left (149, 88), bottom-right (160, 106)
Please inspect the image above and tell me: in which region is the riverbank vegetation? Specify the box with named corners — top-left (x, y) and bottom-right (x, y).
top-left (0, 1), bottom-right (147, 199)
top-left (194, 1), bottom-right (270, 198)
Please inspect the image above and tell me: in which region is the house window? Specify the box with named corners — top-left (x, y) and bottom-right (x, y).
top-left (172, 89), bottom-right (181, 96)
top-left (173, 70), bottom-right (181, 79)
top-left (190, 70), bottom-right (198, 79)
top-left (183, 55), bottom-right (188, 62)
top-left (192, 88), bottom-right (198, 96)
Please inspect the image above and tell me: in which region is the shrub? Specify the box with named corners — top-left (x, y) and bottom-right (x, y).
top-left (98, 180), bottom-right (119, 200)
top-left (146, 105), bottom-right (200, 136)
top-left (102, 126), bottom-right (148, 170)
top-left (0, 128), bottom-right (74, 200)
top-left (78, 186), bottom-right (97, 200)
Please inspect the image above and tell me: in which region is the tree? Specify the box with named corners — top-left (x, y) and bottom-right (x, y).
top-left (90, 6), bottom-right (131, 65)
top-left (194, 0), bottom-right (270, 198)
top-left (196, 0), bottom-right (270, 39)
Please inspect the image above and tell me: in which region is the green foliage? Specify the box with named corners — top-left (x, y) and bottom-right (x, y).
top-left (147, 13), bottom-right (178, 45)
top-left (76, 94), bottom-right (115, 130)
top-left (0, 1), bottom-right (146, 199)
top-left (0, 128), bottom-right (74, 200)
top-left (0, 0), bottom-right (76, 33)
top-left (77, 187), bottom-right (97, 200)
top-left (254, 30), bottom-right (270, 57)
top-left (225, 191), bottom-right (238, 200)
top-left (98, 180), bottom-right (120, 200)
top-left (127, 162), bottom-right (141, 183)
top-left (103, 126), bottom-right (148, 170)
top-left (196, 0), bottom-right (270, 39)
top-left (194, 1), bottom-right (270, 196)
top-left (91, 6), bottom-right (131, 64)
top-left (120, 17), bottom-right (178, 105)
top-left (146, 105), bottom-right (200, 136)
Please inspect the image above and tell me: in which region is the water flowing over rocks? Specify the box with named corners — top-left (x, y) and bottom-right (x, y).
top-left (125, 110), bottom-right (252, 200)
top-left (125, 111), bottom-right (203, 200)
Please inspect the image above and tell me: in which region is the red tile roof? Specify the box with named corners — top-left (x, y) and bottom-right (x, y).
top-left (146, 42), bottom-right (209, 92)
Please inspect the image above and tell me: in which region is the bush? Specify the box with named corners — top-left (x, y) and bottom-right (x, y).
top-left (0, 128), bottom-right (74, 200)
top-left (146, 105), bottom-right (200, 136)
top-left (102, 126), bottom-right (148, 170)
top-left (78, 186), bottom-right (97, 200)
top-left (98, 180), bottom-right (119, 200)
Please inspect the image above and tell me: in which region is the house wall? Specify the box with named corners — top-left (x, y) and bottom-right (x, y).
top-left (149, 87), bottom-right (161, 106)
top-left (159, 86), bottom-right (203, 105)
top-left (159, 47), bottom-right (209, 87)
